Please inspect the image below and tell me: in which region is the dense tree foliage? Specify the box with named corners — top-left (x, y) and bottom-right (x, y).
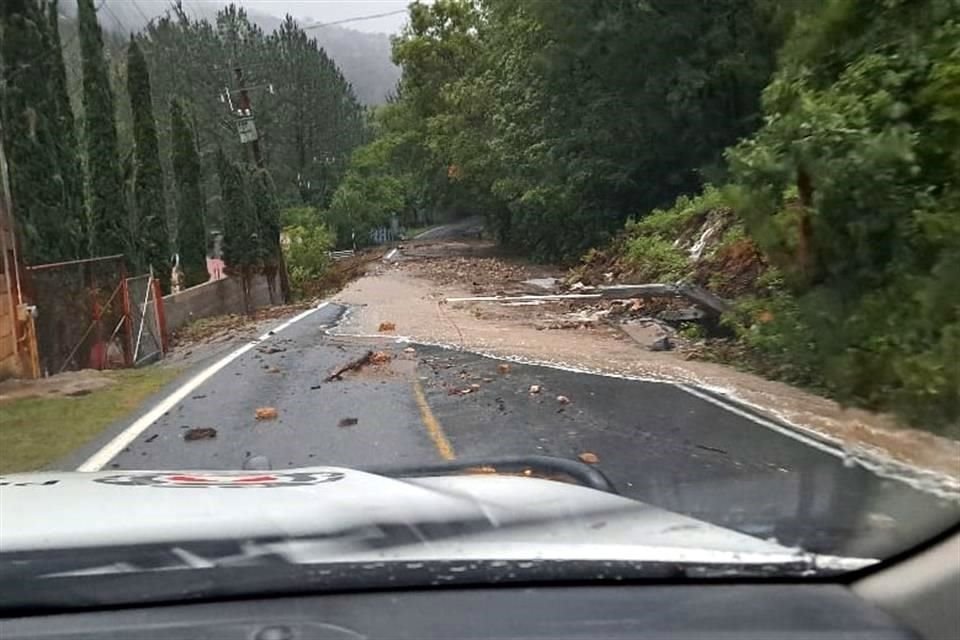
top-left (340, 0), bottom-right (959, 429)
top-left (3, 1), bottom-right (364, 283)
top-left (249, 167), bottom-right (289, 302)
top-left (330, 0), bottom-right (787, 259)
top-left (58, 0), bottom-right (400, 106)
top-left (44, 0), bottom-right (85, 258)
top-left (169, 98), bottom-right (207, 289)
top-left (126, 37), bottom-right (169, 289)
top-left (78, 0), bottom-right (126, 258)
top-left (216, 149), bottom-right (259, 312)
top-left (726, 0), bottom-right (960, 428)
top-left (0, 0), bottom-right (84, 263)
top-left (138, 6), bottom-right (366, 220)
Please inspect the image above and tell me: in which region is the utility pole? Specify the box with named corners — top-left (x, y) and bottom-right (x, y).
top-left (221, 64), bottom-right (291, 303)
top-left (232, 65), bottom-right (263, 168)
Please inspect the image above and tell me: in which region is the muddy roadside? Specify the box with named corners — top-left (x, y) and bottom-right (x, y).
top-left (331, 239), bottom-right (960, 488)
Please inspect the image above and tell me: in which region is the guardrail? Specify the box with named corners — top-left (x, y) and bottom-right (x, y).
top-left (329, 249), bottom-right (355, 261)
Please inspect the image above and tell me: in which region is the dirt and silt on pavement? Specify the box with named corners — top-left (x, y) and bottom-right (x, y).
top-left (328, 237), bottom-right (960, 490)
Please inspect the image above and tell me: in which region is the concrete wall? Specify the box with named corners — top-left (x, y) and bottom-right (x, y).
top-left (161, 275), bottom-right (274, 336)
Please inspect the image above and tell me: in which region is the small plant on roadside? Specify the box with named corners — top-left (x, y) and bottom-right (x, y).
top-left (623, 235), bottom-right (689, 281)
top-left (678, 323), bottom-right (706, 341)
top-left (284, 223), bottom-right (334, 298)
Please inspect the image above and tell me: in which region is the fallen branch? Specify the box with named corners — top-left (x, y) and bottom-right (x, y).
top-left (324, 350), bottom-right (374, 382)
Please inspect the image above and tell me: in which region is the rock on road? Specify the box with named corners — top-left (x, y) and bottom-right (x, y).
top-left (81, 303), bottom-right (958, 560)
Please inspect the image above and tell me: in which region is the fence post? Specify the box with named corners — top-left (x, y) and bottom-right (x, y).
top-left (152, 276), bottom-right (167, 354)
top-left (120, 276), bottom-right (134, 367)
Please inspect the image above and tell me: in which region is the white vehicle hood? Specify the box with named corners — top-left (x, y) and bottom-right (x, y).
top-left (0, 467), bottom-right (873, 571)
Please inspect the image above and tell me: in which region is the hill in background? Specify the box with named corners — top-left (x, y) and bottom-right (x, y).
top-left (60, 0), bottom-right (400, 104)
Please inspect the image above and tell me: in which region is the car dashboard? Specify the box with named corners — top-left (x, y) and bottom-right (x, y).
top-left (0, 584), bottom-right (918, 640)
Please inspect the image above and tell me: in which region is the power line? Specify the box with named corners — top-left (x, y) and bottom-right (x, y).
top-left (4, 0), bottom-right (106, 84)
top-left (130, 0), bottom-right (154, 27)
top-left (99, 1), bottom-right (125, 33)
top-left (302, 8), bottom-right (407, 30)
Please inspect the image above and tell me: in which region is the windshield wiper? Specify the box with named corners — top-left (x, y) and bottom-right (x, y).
top-left (0, 552), bottom-right (874, 615)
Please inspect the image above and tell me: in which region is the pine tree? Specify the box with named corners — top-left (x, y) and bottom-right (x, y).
top-left (1, 0), bottom-right (73, 263)
top-left (170, 98), bottom-right (207, 288)
top-left (217, 150), bottom-right (259, 313)
top-left (78, 0), bottom-right (126, 258)
top-left (127, 36), bottom-right (169, 289)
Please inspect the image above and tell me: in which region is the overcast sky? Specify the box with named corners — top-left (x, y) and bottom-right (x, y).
top-left (186, 0), bottom-right (411, 33)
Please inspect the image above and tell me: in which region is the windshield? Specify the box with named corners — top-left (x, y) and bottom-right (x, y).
top-left (1, 0), bottom-right (958, 610)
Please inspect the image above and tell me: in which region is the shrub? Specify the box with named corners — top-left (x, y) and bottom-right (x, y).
top-left (623, 235), bottom-right (688, 282)
top-left (284, 223), bottom-right (334, 298)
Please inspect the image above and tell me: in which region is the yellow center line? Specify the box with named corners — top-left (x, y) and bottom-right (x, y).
top-left (412, 378), bottom-right (456, 461)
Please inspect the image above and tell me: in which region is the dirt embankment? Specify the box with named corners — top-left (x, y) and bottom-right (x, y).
top-left (331, 238), bottom-right (960, 489)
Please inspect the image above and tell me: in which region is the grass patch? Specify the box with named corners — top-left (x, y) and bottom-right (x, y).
top-left (0, 366), bottom-right (180, 474)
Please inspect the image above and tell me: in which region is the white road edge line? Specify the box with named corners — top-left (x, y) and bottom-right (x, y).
top-left (675, 383), bottom-right (844, 459)
top-left (76, 302), bottom-right (331, 472)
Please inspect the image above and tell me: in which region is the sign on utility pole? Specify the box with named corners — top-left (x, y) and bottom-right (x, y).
top-left (236, 117), bottom-right (258, 144)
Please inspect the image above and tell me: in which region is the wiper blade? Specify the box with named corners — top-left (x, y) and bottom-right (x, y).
top-left (0, 555), bottom-right (874, 615)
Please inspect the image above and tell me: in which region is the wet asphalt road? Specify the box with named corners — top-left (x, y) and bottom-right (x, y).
top-left (103, 304), bottom-right (959, 559)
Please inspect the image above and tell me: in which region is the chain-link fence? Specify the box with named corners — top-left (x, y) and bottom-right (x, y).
top-left (26, 256), bottom-right (129, 375)
top-left (126, 274), bottom-right (163, 366)
top-left (25, 256), bottom-right (166, 374)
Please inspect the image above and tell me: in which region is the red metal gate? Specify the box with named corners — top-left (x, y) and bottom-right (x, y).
top-left (25, 256), bottom-right (167, 374)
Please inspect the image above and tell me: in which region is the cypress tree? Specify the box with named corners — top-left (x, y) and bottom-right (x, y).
top-left (78, 0), bottom-right (126, 258)
top-left (127, 36), bottom-right (169, 289)
top-left (0, 0), bottom-right (71, 263)
top-left (249, 167), bottom-right (290, 303)
top-left (217, 150), bottom-right (259, 313)
top-left (45, 0), bottom-right (85, 259)
top-left (170, 98), bottom-right (207, 288)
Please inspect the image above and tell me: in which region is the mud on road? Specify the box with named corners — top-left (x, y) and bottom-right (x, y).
top-left (332, 238), bottom-right (960, 489)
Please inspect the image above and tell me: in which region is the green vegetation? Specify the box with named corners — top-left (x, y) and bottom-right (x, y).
top-left (217, 152), bottom-right (257, 280)
top-left (349, 0), bottom-right (958, 430)
top-left (78, 0), bottom-right (126, 258)
top-left (1, 1), bottom-right (365, 281)
top-left (280, 206), bottom-right (322, 229)
top-left (285, 223), bottom-right (334, 298)
top-left (44, 0), bottom-right (85, 259)
top-left (1, 0), bottom-right (84, 263)
top-left (139, 6), bottom-right (366, 216)
top-left (2, 0), bottom-right (957, 430)
top-left (326, 139), bottom-right (409, 247)
top-left (575, 0), bottom-right (960, 430)
top-left (126, 37), bottom-right (169, 290)
top-left (724, 0), bottom-right (960, 429)
top-left (250, 168), bottom-right (289, 302)
top-left (0, 367), bottom-right (179, 474)
top-left (278, 205), bottom-right (335, 298)
top-left (170, 98), bottom-right (208, 288)
top-left (329, 0), bottom-right (788, 260)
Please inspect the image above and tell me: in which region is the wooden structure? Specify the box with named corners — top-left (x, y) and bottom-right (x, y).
top-left (0, 128), bottom-right (39, 379)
